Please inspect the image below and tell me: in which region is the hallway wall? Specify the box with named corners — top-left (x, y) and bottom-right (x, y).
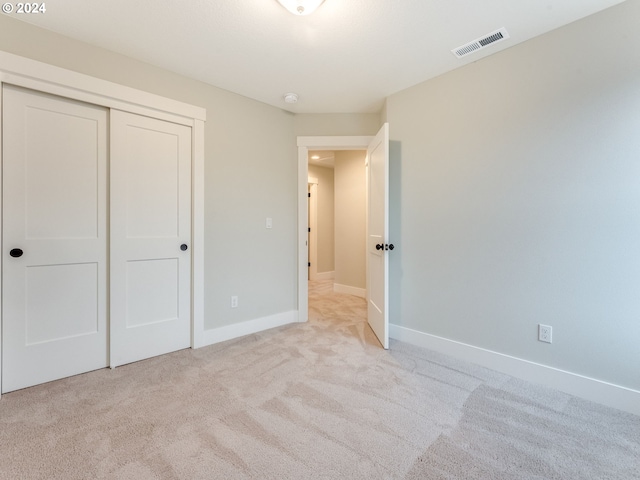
top-left (334, 151), bottom-right (367, 292)
top-left (308, 164), bottom-right (335, 276)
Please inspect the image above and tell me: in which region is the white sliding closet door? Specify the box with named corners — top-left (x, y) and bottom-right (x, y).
top-left (2, 85), bottom-right (108, 393)
top-left (109, 110), bottom-right (192, 367)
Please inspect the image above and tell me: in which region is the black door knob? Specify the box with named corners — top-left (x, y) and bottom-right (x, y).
top-left (9, 248), bottom-right (23, 258)
top-left (375, 244), bottom-right (384, 250)
top-left (180, 244), bottom-right (188, 251)
top-left (387, 244), bottom-right (395, 251)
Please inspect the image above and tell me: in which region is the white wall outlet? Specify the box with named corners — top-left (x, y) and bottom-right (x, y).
top-left (231, 296), bottom-right (238, 308)
top-left (538, 324), bottom-right (552, 343)
top-left (266, 217), bottom-right (272, 229)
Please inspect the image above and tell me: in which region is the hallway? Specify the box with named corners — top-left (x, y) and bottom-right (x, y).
top-left (308, 279), bottom-right (381, 348)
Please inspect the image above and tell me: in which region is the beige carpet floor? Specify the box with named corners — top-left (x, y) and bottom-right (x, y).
top-left (0, 280), bottom-right (638, 479)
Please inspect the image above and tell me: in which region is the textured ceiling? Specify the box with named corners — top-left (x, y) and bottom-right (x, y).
top-left (12, 0), bottom-right (626, 113)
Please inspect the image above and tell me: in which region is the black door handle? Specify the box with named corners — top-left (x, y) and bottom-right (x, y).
top-left (375, 244), bottom-right (384, 250)
top-left (386, 244), bottom-right (395, 251)
top-left (180, 244), bottom-right (188, 251)
top-left (9, 248), bottom-right (23, 258)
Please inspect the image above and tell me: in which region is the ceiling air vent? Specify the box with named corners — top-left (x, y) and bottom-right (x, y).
top-left (452, 28), bottom-right (510, 58)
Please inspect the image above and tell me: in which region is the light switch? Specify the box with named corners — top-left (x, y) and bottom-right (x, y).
top-left (266, 217), bottom-right (272, 229)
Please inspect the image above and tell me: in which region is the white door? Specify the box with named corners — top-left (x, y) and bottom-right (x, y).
top-left (307, 180), bottom-right (318, 281)
top-left (109, 110), bottom-right (192, 367)
top-left (308, 183), bottom-right (311, 280)
top-left (2, 85), bottom-right (108, 393)
top-left (367, 123), bottom-right (390, 349)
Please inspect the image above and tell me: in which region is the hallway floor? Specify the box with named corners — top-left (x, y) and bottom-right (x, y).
top-left (308, 279), bottom-right (381, 348)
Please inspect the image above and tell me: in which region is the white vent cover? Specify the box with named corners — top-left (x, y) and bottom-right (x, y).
top-left (452, 28), bottom-right (510, 58)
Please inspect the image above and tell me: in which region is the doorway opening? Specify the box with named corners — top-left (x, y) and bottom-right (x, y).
top-left (307, 149), bottom-right (367, 296)
top-left (296, 135), bottom-right (373, 323)
top-left (297, 126), bottom-right (390, 349)
top-left (306, 147), bottom-right (370, 344)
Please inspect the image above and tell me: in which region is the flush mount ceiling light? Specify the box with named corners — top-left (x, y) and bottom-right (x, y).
top-left (284, 92), bottom-right (299, 104)
top-left (276, 0), bottom-right (325, 16)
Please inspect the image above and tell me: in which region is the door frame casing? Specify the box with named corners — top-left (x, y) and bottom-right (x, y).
top-left (297, 135), bottom-right (373, 322)
top-left (307, 178), bottom-right (318, 281)
top-left (0, 51), bottom-right (206, 393)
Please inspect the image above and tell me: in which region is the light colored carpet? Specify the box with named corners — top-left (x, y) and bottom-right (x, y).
top-left (0, 279), bottom-right (638, 479)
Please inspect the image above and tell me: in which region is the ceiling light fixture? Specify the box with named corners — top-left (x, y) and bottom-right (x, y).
top-left (284, 92), bottom-right (299, 104)
top-left (276, 0), bottom-right (325, 16)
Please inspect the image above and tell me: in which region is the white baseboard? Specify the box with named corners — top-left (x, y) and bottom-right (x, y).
top-left (333, 283), bottom-right (366, 298)
top-left (390, 324), bottom-right (640, 417)
top-left (315, 271), bottom-right (334, 281)
top-left (199, 311), bottom-right (298, 347)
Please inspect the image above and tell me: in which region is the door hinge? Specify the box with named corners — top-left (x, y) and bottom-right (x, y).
top-left (308, 192), bottom-right (311, 197)
top-left (308, 262), bottom-right (311, 267)
top-left (308, 227), bottom-right (311, 232)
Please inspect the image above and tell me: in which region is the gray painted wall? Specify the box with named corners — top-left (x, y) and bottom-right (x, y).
top-left (386, 0), bottom-right (640, 390)
top-left (0, 15), bottom-right (297, 330)
top-left (294, 113), bottom-right (381, 136)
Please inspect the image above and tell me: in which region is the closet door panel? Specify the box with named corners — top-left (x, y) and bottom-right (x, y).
top-left (2, 85), bottom-right (108, 393)
top-left (110, 110), bottom-right (192, 367)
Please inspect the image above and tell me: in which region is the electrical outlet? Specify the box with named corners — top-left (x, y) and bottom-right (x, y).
top-left (538, 324), bottom-right (552, 343)
top-left (231, 296), bottom-right (238, 308)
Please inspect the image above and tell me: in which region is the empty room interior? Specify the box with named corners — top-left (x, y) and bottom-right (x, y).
top-left (0, 1), bottom-right (639, 478)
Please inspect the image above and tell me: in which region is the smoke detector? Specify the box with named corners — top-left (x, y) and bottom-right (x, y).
top-left (284, 93), bottom-right (299, 104)
top-left (277, 0), bottom-right (325, 16)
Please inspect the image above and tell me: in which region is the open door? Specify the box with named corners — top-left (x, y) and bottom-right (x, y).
top-left (367, 123), bottom-right (391, 349)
